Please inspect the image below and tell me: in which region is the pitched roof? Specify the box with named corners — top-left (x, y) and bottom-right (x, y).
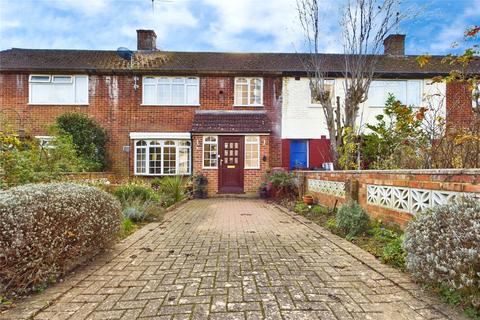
top-left (191, 110), bottom-right (271, 133)
top-left (1, 48), bottom-right (479, 77)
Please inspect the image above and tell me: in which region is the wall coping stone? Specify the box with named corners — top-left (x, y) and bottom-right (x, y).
top-left (295, 169), bottom-right (480, 175)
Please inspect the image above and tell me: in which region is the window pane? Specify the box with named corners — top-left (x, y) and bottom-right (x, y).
top-left (143, 77), bottom-right (156, 84)
top-left (178, 147), bottom-right (190, 174)
top-left (245, 136), bottom-right (260, 168)
top-left (163, 146), bottom-right (176, 174)
top-left (203, 141), bottom-right (217, 168)
top-left (74, 76), bottom-right (88, 104)
top-left (143, 84), bottom-right (156, 104)
top-left (49, 83), bottom-right (74, 104)
top-left (172, 83), bottom-right (185, 104)
top-left (386, 81), bottom-right (407, 104)
top-left (158, 84), bottom-right (170, 104)
top-left (30, 75), bottom-right (50, 82)
top-left (250, 78), bottom-right (262, 105)
top-left (52, 75), bottom-right (73, 83)
top-left (149, 147), bottom-right (162, 174)
top-left (136, 147), bottom-right (146, 174)
top-left (235, 78), bottom-right (248, 105)
top-left (368, 81), bottom-right (387, 107)
top-left (186, 85), bottom-right (199, 105)
top-left (407, 80), bottom-right (422, 107)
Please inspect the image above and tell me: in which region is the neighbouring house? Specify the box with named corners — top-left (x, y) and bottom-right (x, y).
top-left (281, 35), bottom-right (480, 169)
top-left (0, 30), bottom-right (478, 195)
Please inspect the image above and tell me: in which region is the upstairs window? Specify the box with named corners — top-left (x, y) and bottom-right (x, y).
top-left (310, 79), bottom-right (335, 105)
top-left (29, 75), bottom-right (88, 105)
top-left (143, 76), bottom-right (199, 105)
top-left (234, 77), bottom-right (263, 106)
top-left (368, 80), bottom-right (422, 107)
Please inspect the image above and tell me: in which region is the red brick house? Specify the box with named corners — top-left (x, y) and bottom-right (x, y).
top-left (0, 30), bottom-right (478, 195)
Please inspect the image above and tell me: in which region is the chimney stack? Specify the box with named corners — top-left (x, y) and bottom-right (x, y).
top-left (137, 29), bottom-right (157, 51)
top-left (383, 34), bottom-right (405, 55)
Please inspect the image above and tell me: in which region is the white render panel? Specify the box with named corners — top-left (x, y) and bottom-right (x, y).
top-left (281, 77), bottom-right (446, 139)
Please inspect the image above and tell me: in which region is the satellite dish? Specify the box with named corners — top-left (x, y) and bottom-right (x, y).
top-left (117, 47), bottom-right (133, 60)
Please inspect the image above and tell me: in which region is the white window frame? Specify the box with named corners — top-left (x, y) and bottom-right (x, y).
top-left (368, 79), bottom-right (423, 108)
top-left (133, 139), bottom-right (191, 176)
top-left (28, 74), bottom-right (89, 105)
top-left (202, 135), bottom-right (218, 169)
top-left (142, 76), bottom-right (200, 106)
top-left (234, 77), bottom-right (263, 106)
top-left (35, 135), bottom-right (55, 149)
top-left (309, 79), bottom-right (335, 107)
top-left (244, 135), bottom-right (260, 169)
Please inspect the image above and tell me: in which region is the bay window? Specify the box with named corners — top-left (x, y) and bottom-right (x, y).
top-left (143, 76), bottom-right (199, 105)
top-left (29, 74), bottom-right (88, 105)
top-left (234, 77), bottom-right (263, 106)
top-left (367, 80), bottom-right (422, 107)
top-left (245, 136), bottom-right (260, 169)
top-left (134, 139), bottom-right (191, 175)
top-left (203, 136), bottom-right (218, 168)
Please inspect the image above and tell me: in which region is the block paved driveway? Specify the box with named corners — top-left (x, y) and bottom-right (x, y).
top-left (2, 199), bottom-right (463, 320)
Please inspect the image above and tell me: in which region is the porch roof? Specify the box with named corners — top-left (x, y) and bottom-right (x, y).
top-left (191, 110), bottom-right (271, 134)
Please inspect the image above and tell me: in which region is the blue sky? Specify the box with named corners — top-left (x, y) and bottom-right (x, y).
top-left (0, 0), bottom-right (478, 55)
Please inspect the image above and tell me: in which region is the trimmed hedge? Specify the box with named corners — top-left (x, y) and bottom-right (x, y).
top-left (0, 183), bottom-right (122, 296)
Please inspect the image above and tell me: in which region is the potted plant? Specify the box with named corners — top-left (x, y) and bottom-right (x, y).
top-left (192, 173), bottom-right (208, 199)
top-left (302, 193), bottom-right (314, 205)
top-left (259, 182), bottom-right (268, 199)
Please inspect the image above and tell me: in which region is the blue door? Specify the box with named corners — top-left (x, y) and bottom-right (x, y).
top-left (290, 140), bottom-right (308, 169)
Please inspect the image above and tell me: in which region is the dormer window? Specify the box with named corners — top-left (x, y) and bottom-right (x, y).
top-left (234, 77), bottom-right (263, 106)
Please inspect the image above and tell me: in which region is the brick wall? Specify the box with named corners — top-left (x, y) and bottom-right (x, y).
top-left (446, 81), bottom-right (474, 127)
top-left (0, 73), bottom-right (282, 176)
top-left (296, 169), bottom-right (480, 226)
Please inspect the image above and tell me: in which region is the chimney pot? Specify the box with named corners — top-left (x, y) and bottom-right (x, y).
top-left (137, 29), bottom-right (157, 51)
top-left (383, 34), bottom-right (405, 55)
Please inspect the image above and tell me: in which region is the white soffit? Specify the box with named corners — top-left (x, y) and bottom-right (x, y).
top-left (129, 132), bottom-right (191, 140)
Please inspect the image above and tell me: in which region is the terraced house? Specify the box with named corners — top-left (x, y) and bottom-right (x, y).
top-left (0, 30), bottom-right (478, 195)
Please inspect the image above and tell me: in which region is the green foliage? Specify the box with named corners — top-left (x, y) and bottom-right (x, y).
top-left (159, 176), bottom-right (185, 203)
top-left (293, 202), bottom-right (309, 214)
top-left (0, 133), bottom-right (89, 188)
top-left (56, 113), bottom-right (108, 171)
top-left (121, 218), bottom-right (135, 236)
top-left (267, 171), bottom-right (297, 197)
top-left (362, 95), bottom-right (426, 169)
top-left (381, 236), bottom-right (406, 269)
top-left (336, 201), bottom-right (370, 239)
top-left (311, 204), bottom-right (328, 215)
top-left (325, 218), bottom-right (337, 231)
top-left (338, 127), bottom-right (359, 170)
top-left (122, 199), bottom-right (162, 222)
top-left (113, 182), bottom-right (160, 205)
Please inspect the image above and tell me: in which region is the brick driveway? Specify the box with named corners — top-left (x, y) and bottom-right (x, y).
top-left (1, 199), bottom-right (463, 320)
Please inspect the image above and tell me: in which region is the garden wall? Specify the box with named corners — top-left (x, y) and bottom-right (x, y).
top-left (295, 169), bottom-right (480, 225)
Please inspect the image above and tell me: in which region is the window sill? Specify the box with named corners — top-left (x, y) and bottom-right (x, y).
top-left (141, 104), bottom-right (201, 107)
top-left (245, 167), bottom-right (261, 170)
top-left (28, 103), bottom-right (89, 106)
top-left (233, 104), bottom-right (264, 107)
top-left (202, 167), bottom-right (218, 170)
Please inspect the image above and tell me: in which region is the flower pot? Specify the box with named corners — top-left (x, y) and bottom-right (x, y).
top-left (302, 195), bottom-right (314, 205)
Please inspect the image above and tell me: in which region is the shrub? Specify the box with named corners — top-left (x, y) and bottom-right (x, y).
top-left (267, 171), bottom-right (297, 198)
top-left (403, 197), bottom-right (480, 307)
top-left (122, 199), bottom-right (163, 222)
top-left (381, 236), bottom-right (406, 269)
top-left (293, 202), bottom-right (309, 214)
top-left (0, 183), bottom-right (122, 296)
top-left (113, 182), bottom-right (160, 205)
top-left (121, 218), bottom-right (135, 237)
top-left (159, 176), bottom-right (185, 203)
top-left (311, 205), bottom-right (328, 215)
top-left (192, 173), bottom-right (208, 199)
top-left (56, 113), bottom-right (108, 170)
top-left (336, 201), bottom-right (370, 239)
top-left (325, 218), bottom-right (337, 231)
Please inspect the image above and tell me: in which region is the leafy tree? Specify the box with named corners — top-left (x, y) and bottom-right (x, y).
top-left (361, 94), bottom-right (426, 169)
top-left (56, 113), bottom-right (108, 171)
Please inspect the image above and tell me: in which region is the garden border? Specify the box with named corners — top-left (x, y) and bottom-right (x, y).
top-left (271, 202), bottom-right (468, 320)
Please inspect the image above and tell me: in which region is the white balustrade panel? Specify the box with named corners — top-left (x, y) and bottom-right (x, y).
top-left (307, 179), bottom-right (345, 198)
top-left (366, 184), bottom-right (478, 215)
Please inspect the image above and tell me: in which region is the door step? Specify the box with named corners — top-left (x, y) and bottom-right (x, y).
top-left (212, 192), bottom-right (258, 199)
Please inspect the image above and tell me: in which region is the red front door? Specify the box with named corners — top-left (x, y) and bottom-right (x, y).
top-left (219, 136), bottom-right (244, 193)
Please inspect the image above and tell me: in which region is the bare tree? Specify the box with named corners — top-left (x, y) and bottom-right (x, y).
top-left (297, 0), bottom-right (404, 168)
